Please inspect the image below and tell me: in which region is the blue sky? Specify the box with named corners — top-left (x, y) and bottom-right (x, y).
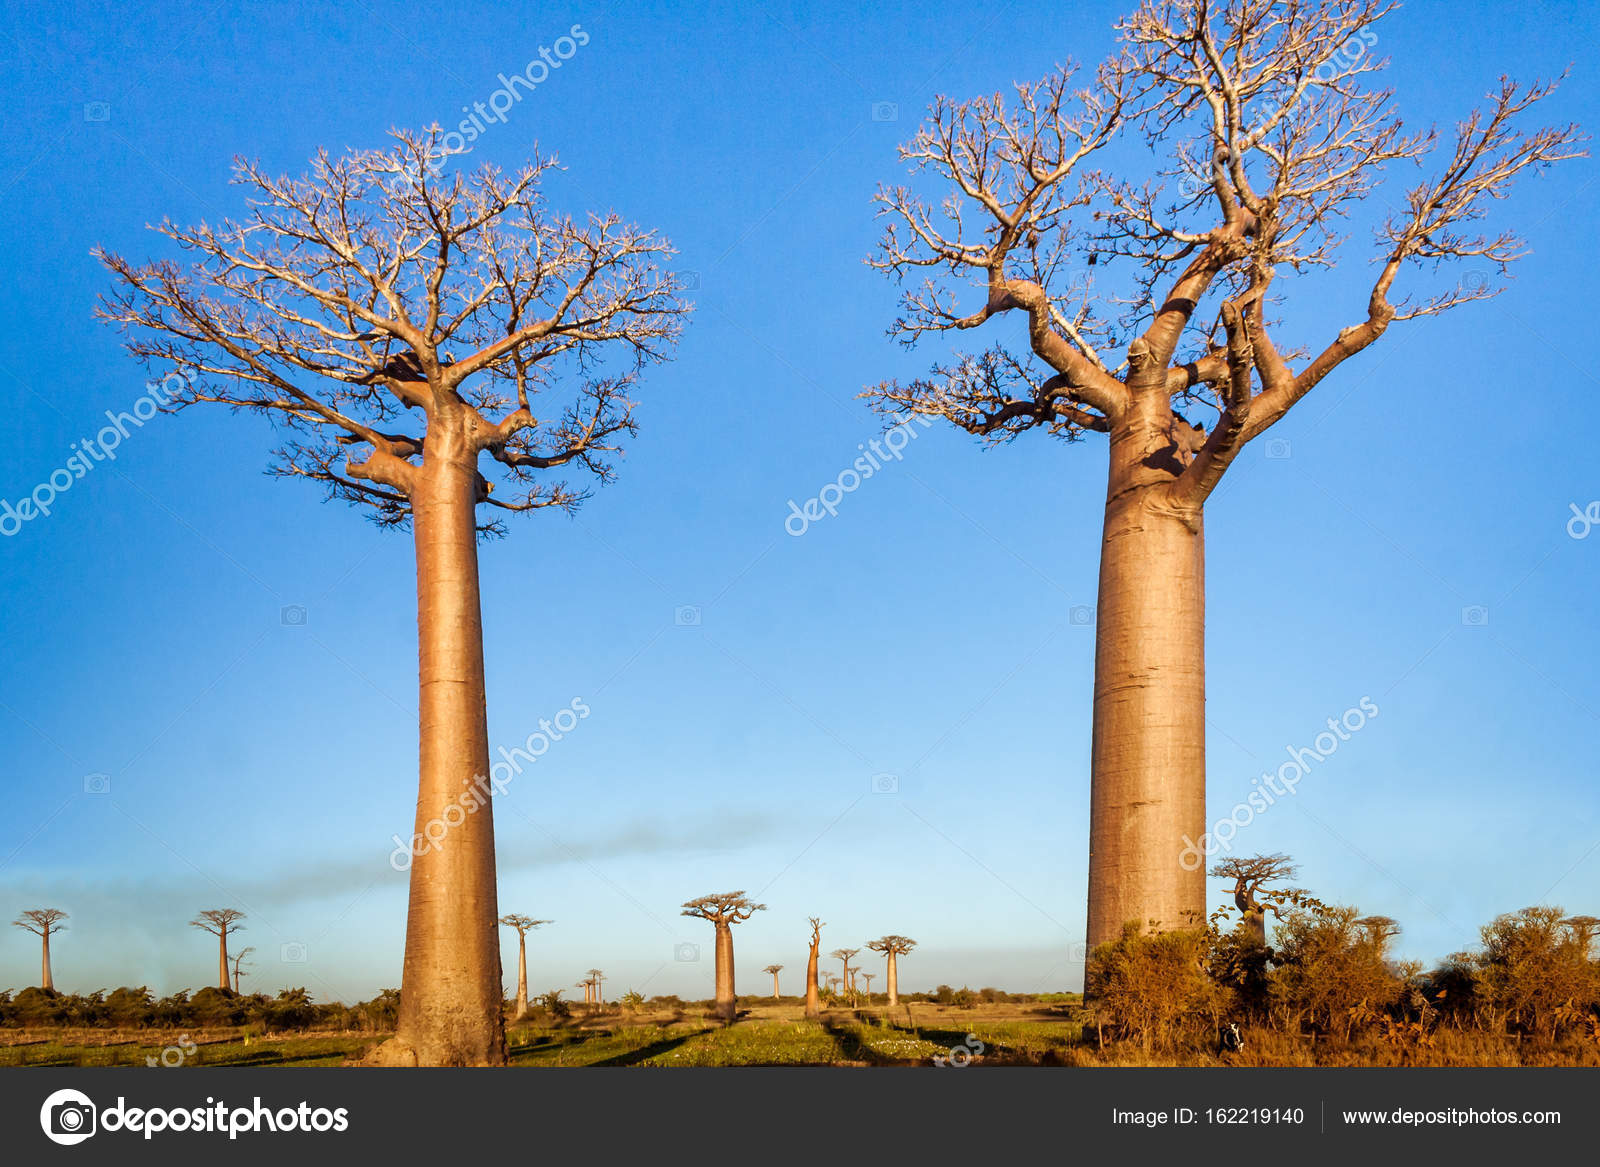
top-left (0, 0), bottom-right (1595, 1003)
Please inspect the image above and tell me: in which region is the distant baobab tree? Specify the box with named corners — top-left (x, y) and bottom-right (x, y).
top-left (1563, 915), bottom-right (1600, 958)
top-left (866, 935), bottom-right (916, 1007)
top-left (190, 909), bottom-right (246, 991)
top-left (12, 909), bottom-right (67, 991)
top-left (859, 972), bottom-right (875, 1000)
top-left (499, 915), bottom-right (550, 1017)
top-left (682, 892), bottom-right (766, 1021)
top-left (587, 969), bottom-right (605, 1007)
top-left (1355, 916), bottom-right (1401, 948)
top-left (763, 964), bottom-right (784, 999)
top-left (805, 918), bottom-right (824, 1018)
top-left (831, 948), bottom-right (860, 1000)
top-left (231, 946), bottom-right (255, 993)
top-left (97, 130), bottom-right (687, 1066)
top-left (1212, 854), bottom-right (1319, 951)
top-left (868, 0), bottom-right (1581, 951)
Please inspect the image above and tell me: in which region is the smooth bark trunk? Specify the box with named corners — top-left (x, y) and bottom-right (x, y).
top-left (770, 972), bottom-right (780, 999)
top-left (514, 935), bottom-right (528, 1016)
top-left (804, 942), bottom-right (820, 1018)
top-left (217, 933), bottom-right (229, 991)
top-left (886, 952), bottom-right (898, 1007)
top-left (41, 932), bottom-right (53, 992)
top-left (714, 921), bottom-right (735, 1022)
top-left (1086, 418), bottom-right (1207, 953)
top-left (375, 437), bottom-right (506, 1066)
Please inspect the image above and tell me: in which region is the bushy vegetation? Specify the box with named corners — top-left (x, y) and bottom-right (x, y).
top-left (1086, 875), bottom-right (1600, 1060)
top-left (0, 985), bottom-right (399, 1034)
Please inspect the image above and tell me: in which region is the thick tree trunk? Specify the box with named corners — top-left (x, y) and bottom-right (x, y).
top-left (515, 935), bottom-right (528, 1017)
top-left (714, 921), bottom-right (735, 1022)
top-left (1085, 419), bottom-right (1207, 953)
top-left (771, 972), bottom-right (780, 999)
top-left (41, 932), bottom-right (53, 992)
top-left (804, 943), bottom-right (820, 1018)
top-left (886, 952), bottom-right (899, 1007)
top-left (373, 438), bottom-right (506, 1066)
top-left (217, 933), bottom-right (230, 991)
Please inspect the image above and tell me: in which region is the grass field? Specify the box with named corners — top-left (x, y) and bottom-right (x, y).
top-left (4, 1001), bottom-right (1597, 1067)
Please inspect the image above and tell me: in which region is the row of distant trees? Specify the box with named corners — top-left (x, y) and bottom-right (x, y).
top-left (1090, 854), bottom-right (1600, 1053)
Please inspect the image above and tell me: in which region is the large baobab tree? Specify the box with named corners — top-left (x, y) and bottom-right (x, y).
top-left (869, 0), bottom-right (1581, 952)
top-left (805, 918), bottom-right (824, 1018)
top-left (191, 909), bottom-right (246, 991)
top-left (98, 130), bottom-right (687, 1065)
top-left (763, 964), bottom-right (784, 999)
top-left (231, 946), bottom-right (255, 993)
top-left (682, 892), bottom-right (766, 1022)
top-left (866, 935), bottom-right (916, 1007)
top-left (499, 915), bottom-right (550, 1018)
top-left (13, 909), bottom-right (67, 991)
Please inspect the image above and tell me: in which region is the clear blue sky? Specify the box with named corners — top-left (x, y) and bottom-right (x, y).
top-left (0, 0), bottom-right (1595, 1003)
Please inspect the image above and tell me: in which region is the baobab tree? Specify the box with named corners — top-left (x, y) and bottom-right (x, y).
top-left (587, 969), bottom-right (605, 1008)
top-left (1212, 854), bottom-right (1313, 950)
top-left (763, 964), bottom-right (784, 999)
top-left (190, 909), bottom-right (246, 991)
top-left (866, 935), bottom-right (916, 1007)
top-left (1563, 915), bottom-right (1600, 958)
top-left (682, 892), bottom-right (766, 1021)
top-left (805, 918), bottom-right (824, 1018)
top-left (97, 130), bottom-right (687, 1065)
top-left (859, 972), bottom-right (875, 1000)
top-left (1355, 915), bottom-right (1400, 948)
top-left (499, 915), bottom-right (550, 1018)
top-left (868, 0), bottom-right (1581, 951)
top-left (831, 948), bottom-right (860, 1001)
top-left (12, 909), bottom-right (67, 991)
top-left (231, 946), bottom-right (255, 993)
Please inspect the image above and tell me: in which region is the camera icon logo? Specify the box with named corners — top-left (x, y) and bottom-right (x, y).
top-left (40, 1088), bottom-right (97, 1145)
top-left (82, 102), bottom-right (111, 122)
top-left (871, 773), bottom-right (899, 794)
top-left (674, 942), bottom-right (700, 962)
top-left (678, 270), bottom-right (702, 291)
top-left (280, 604), bottom-right (308, 627)
top-left (281, 941), bottom-right (308, 963)
top-left (674, 605), bottom-right (701, 627)
top-left (1461, 605), bottom-right (1490, 627)
top-left (1068, 604), bottom-right (1095, 627)
top-left (1264, 438), bottom-right (1292, 460)
top-left (83, 773), bottom-right (111, 795)
top-left (871, 101), bottom-right (899, 122)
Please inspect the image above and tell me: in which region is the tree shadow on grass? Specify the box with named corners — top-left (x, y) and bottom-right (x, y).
top-left (881, 1022), bottom-right (1023, 1065)
top-left (588, 1031), bottom-right (700, 1067)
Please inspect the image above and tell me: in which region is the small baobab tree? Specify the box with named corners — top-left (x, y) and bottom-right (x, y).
top-left (1355, 915), bottom-right (1401, 949)
top-left (831, 948), bottom-right (860, 1001)
top-left (587, 969), bottom-right (605, 1008)
top-left (682, 892), bottom-right (766, 1022)
top-left (866, 935), bottom-right (916, 1007)
top-left (1563, 915), bottom-right (1600, 959)
top-left (499, 915), bottom-right (550, 1017)
top-left (859, 971), bottom-right (875, 1000)
top-left (13, 909), bottom-right (68, 991)
top-left (868, 0), bottom-right (1582, 951)
top-left (97, 130), bottom-right (687, 1066)
top-left (763, 964), bottom-right (784, 999)
top-left (1212, 854), bottom-right (1314, 951)
top-left (231, 946), bottom-right (255, 993)
top-left (190, 909), bottom-right (246, 991)
top-left (805, 917), bottom-right (824, 1018)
